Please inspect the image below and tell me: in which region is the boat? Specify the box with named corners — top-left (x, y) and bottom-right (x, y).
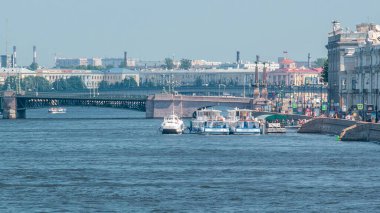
top-left (266, 122), bottom-right (286, 133)
top-left (190, 109), bottom-right (229, 134)
top-left (203, 120), bottom-right (230, 135)
top-left (160, 94), bottom-right (185, 134)
top-left (227, 108), bottom-right (261, 134)
top-left (160, 114), bottom-right (185, 134)
top-left (48, 107), bottom-right (66, 114)
top-left (256, 114), bottom-right (287, 134)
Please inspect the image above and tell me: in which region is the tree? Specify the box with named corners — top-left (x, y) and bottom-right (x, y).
top-left (98, 80), bottom-right (110, 90)
top-left (315, 58), bottom-right (327, 68)
top-left (29, 62), bottom-right (38, 71)
top-left (1, 76), bottom-right (17, 90)
top-left (23, 76), bottom-right (51, 92)
top-left (119, 62), bottom-right (126, 68)
top-left (164, 58), bottom-right (174, 70)
top-left (66, 76), bottom-right (86, 91)
top-left (194, 76), bottom-right (203, 86)
top-left (180, 59), bottom-right (192, 70)
top-left (321, 59), bottom-right (328, 83)
top-left (52, 78), bottom-right (68, 91)
top-left (121, 77), bottom-right (137, 88)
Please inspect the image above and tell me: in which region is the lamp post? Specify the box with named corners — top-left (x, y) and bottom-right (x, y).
top-left (218, 84), bottom-right (226, 96)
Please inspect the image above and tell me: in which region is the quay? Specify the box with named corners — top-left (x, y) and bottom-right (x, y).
top-left (298, 118), bottom-right (380, 142)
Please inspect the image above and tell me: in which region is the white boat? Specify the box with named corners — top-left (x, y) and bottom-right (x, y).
top-left (203, 120), bottom-right (230, 135)
top-left (190, 109), bottom-right (229, 134)
top-left (161, 114), bottom-right (185, 134)
top-left (48, 107), bottom-right (66, 114)
top-left (227, 108), bottom-right (261, 135)
top-left (266, 122), bottom-right (286, 133)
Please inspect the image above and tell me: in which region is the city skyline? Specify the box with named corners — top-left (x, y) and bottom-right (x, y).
top-left (1, 0), bottom-right (380, 67)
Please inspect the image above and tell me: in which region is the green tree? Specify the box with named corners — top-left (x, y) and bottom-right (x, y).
top-left (52, 78), bottom-right (68, 91)
top-left (194, 76), bottom-right (203, 86)
top-left (164, 58), bottom-right (174, 70)
top-left (321, 59), bottom-right (328, 83)
top-left (315, 58), bottom-right (327, 68)
top-left (180, 58), bottom-right (192, 70)
top-left (66, 76), bottom-right (86, 91)
top-left (75, 65), bottom-right (87, 70)
top-left (98, 80), bottom-right (110, 90)
top-left (29, 62), bottom-right (38, 71)
top-left (23, 76), bottom-right (51, 92)
top-left (121, 77), bottom-right (137, 88)
top-left (1, 76), bottom-right (17, 90)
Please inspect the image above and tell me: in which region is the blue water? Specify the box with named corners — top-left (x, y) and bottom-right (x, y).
top-left (1, 107), bottom-right (380, 212)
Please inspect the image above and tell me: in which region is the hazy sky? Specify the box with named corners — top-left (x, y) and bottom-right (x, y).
top-left (1, 0), bottom-right (379, 67)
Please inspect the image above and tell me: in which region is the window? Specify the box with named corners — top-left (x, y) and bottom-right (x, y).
top-left (352, 79), bottom-right (357, 90)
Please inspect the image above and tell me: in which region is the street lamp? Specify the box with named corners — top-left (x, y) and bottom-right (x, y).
top-left (218, 84), bottom-right (226, 96)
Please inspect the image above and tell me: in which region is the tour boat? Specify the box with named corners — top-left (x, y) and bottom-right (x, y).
top-left (48, 107), bottom-right (66, 114)
top-left (266, 122), bottom-right (286, 133)
top-left (203, 120), bottom-right (230, 135)
top-left (190, 109), bottom-right (229, 134)
top-left (160, 114), bottom-right (185, 134)
top-left (227, 108), bottom-right (261, 134)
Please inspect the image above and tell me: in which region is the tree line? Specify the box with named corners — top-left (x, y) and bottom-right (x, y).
top-left (1, 76), bottom-right (87, 92)
top-left (1, 76), bottom-right (139, 92)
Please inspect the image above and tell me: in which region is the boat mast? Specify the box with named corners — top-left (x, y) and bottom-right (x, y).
top-left (172, 93), bottom-right (175, 115)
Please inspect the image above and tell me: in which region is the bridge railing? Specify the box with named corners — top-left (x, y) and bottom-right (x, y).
top-left (14, 92), bottom-right (148, 100)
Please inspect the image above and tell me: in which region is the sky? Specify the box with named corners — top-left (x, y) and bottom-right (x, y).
top-left (0, 0), bottom-right (380, 67)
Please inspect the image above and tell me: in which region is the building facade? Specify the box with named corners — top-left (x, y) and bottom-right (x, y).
top-left (139, 68), bottom-right (263, 87)
top-left (55, 57), bottom-right (136, 68)
top-left (326, 21), bottom-right (368, 111)
top-left (267, 58), bottom-right (322, 86)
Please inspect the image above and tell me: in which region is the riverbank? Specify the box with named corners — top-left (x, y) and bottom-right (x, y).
top-left (298, 118), bottom-right (380, 142)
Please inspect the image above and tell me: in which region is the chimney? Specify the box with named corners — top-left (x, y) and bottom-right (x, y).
top-left (236, 51), bottom-right (240, 64)
top-left (307, 53), bottom-right (311, 68)
top-left (33, 45), bottom-right (37, 64)
top-left (124, 51), bottom-right (128, 68)
top-left (12, 46), bottom-right (16, 68)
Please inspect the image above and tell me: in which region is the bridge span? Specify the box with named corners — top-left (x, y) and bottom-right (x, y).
top-left (1, 91), bottom-right (308, 120)
top-left (0, 91), bottom-right (147, 119)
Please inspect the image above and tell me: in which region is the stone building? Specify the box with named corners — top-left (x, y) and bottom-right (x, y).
top-left (328, 21), bottom-right (380, 114)
top-left (138, 68), bottom-right (263, 87)
top-left (267, 58), bottom-right (322, 86)
top-left (326, 21), bottom-right (368, 111)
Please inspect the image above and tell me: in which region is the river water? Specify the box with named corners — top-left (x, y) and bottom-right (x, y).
top-left (1, 107), bottom-right (380, 212)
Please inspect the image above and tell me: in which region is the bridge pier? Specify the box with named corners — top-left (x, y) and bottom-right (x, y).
top-left (1, 91), bottom-right (26, 119)
top-left (145, 93), bottom-right (253, 118)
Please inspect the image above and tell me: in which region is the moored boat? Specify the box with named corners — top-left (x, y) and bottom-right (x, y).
top-left (266, 122), bottom-right (286, 133)
top-left (161, 114), bottom-right (185, 134)
top-left (48, 107), bottom-right (66, 114)
top-left (227, 108), bottom-right (261, 134)
top-left (203, 120), bottom-right (230, 135)
top-left (190, 109), bottom-right (229, 134)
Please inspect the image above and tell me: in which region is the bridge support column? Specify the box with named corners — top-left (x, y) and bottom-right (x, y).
top-left (2, 91), bottom-right (26, 119)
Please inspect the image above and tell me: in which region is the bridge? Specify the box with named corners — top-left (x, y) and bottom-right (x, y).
top-left (0, 91), bottom-right (147, 119)
top-left (0, 90), bottom-right (309, 119)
